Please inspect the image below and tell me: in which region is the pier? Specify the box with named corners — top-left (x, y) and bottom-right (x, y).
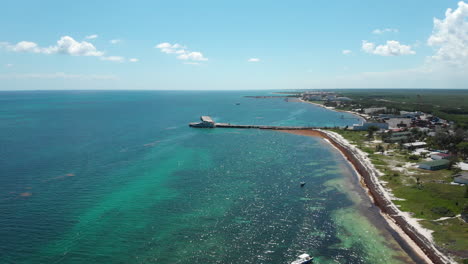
top-left (189, 116), bottom-right (323, 130)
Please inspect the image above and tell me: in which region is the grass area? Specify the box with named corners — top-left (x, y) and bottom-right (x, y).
top-left (330, 129), bottom-right (468, 262)
top-left (336, 89), bottom-right (468, 128)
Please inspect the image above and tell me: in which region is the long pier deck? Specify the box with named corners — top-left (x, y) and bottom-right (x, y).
top-left (214, 123), bottom-right (320, 130)
top-left (189, 116), bottom-right (326, 130)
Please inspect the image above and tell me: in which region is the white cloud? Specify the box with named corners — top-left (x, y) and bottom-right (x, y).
top-left (427, 1), bottom-right (468, 68)
top-left (54, 36), bottom-right (104, 56)
top-left (110, 39), bottom-right (121, 44)
top-left (1, 36), bottom-right (104, 56)
top-left (248, 58), bottom-right (260, 62)
top-left (0, 72), bottom-right (118, 80)
top-left (342, 50), bottom-right (352, 55)
top-left (0, 36), bottom-right (130, 62)
top-left (101, 56), bottom-right (125, 62)
top-left (5, 63), bottom-right (13, 68)
top-left (362, 40), bottom-right (415, 56)
top-left (156, 42), bottom-right (207, 62)
top-left (85, 34), bottom-right (98, 40)
top-left (129, 58), bottom-right (139, 62)
top-left (372, 28), bottom-right (399, 34)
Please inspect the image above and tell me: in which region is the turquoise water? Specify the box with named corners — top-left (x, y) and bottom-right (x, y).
top-left (1, 91), bottom-right (412, 263)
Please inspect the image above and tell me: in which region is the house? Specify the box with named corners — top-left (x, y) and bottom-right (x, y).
top-left (419, 159), bottom-right (450, 171)
top-left (430, 153), bottom-right (453, 160)
top-left (352, 122), bottom-right (389, 131)
top-left (403, 142), bottom-right (427, 150)
top-left (453, 172), bottom-right (468, 184)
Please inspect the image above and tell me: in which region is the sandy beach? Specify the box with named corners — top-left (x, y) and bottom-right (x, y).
top-left (299, 99), bottom-right (369, 122)
top-left (280, 129), bottom-right (455, 264)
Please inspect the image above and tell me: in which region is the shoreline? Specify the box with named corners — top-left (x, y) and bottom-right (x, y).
top-left (280, 129), bottom-right (455, 264)
top-left (298, 99), bottom-right (369, 122)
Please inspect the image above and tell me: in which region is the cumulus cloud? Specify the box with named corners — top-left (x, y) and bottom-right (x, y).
top-left (85, 34), bottom-right (98, 40)
top-left (372, 28), bottom-right (399, 34)
top-left (248, 58), bottom-right (260, 62)
top-left (427, 1), bottom-right (468, 68)
top-left (110, 39), bottom-right (121, 44)
top-left (342, 50), bottom-right (352, 55)
top-left (0, 36), bottom-right (104, 56)
top-left (54, 36), bottom-right (104, 56)
top-left (0, 36), bottom-right (130, 62)
top-left (0, 72), bottom-right (118, 80)
top-left (156, 42), bottom-right (208, 62)
top-left (362, 40), bottom-right (415, 56)
top-left (129, 58), bottom-right (139, 62)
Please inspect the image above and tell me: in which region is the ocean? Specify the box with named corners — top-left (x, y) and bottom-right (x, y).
top-left (0, 91), bottom-right (413, 263)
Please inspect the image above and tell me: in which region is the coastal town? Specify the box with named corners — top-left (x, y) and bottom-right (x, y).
top-left (300, 91), bottom-right (468, 263)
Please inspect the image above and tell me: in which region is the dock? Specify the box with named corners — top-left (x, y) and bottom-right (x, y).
top-left (189, 116), bottom-right (322, 130)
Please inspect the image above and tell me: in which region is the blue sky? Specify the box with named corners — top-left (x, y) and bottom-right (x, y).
top-left (1, 0), bottom-right (467, 90)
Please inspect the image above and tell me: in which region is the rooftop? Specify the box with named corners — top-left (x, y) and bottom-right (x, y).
top-left (419, 159), bottom-right (450, 166)
top-left (201, 116), bottom-right (214, 123)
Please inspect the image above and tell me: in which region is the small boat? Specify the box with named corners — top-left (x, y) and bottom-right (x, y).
top-left (235, 102), bottom-right (241, 105)
top-left (300, 182), bottom-right (306, 187)
top-left (291, 254), bottom-right (313, 264)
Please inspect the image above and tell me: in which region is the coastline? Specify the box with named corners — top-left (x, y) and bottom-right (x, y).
top-left (298, 99), bottom-right (369, 122)
top-left (280, 129), bottom-right (455, 264)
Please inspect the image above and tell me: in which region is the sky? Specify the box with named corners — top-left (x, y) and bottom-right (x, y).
top-left (0, 0), bottom-right (467, 90)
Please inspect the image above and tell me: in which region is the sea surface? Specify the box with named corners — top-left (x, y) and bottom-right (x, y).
top-left (1, 91), bottom-right (414, 263)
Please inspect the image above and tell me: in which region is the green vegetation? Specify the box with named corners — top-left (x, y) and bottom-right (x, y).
top-left (336, 89), bottom-right (468, 128)
top-left (331, 129), bottom-right (468, 262)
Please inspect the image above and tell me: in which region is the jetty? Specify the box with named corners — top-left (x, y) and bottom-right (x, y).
top-left (189, 116), bottom-right (322, 130)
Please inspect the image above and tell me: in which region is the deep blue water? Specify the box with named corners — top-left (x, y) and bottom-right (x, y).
top-left (0, 91), bottom-right (412, 263)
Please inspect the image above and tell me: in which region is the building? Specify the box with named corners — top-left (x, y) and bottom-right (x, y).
top-left (430, 153), bottom-right (453, 160)
top-left (403, 142), bottom-right (427, 150)
top-left (384, 131), bottom-right (412, 143)
top-left (453, 172), bottom-right (468, 184)
top-left (189, 116), bottom-right (216, 128)
top-left (419, 159), bottom-right (450, 171)
top-left (385, 118), bottom-right (412, 129)
top-left (364, 107), bottom-right (387, 115)
top-left (352, 122), bottom-right (389, 131)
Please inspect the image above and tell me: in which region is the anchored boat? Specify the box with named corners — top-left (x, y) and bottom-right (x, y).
top-left (290, 254), bottom-right (313, 264)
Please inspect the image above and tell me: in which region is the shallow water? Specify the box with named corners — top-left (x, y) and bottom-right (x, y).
top-left (0, 91), bottom-right (412, 263)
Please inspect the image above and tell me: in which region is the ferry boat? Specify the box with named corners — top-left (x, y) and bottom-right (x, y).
top-left (290, 254), bottom-right (313, 264)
